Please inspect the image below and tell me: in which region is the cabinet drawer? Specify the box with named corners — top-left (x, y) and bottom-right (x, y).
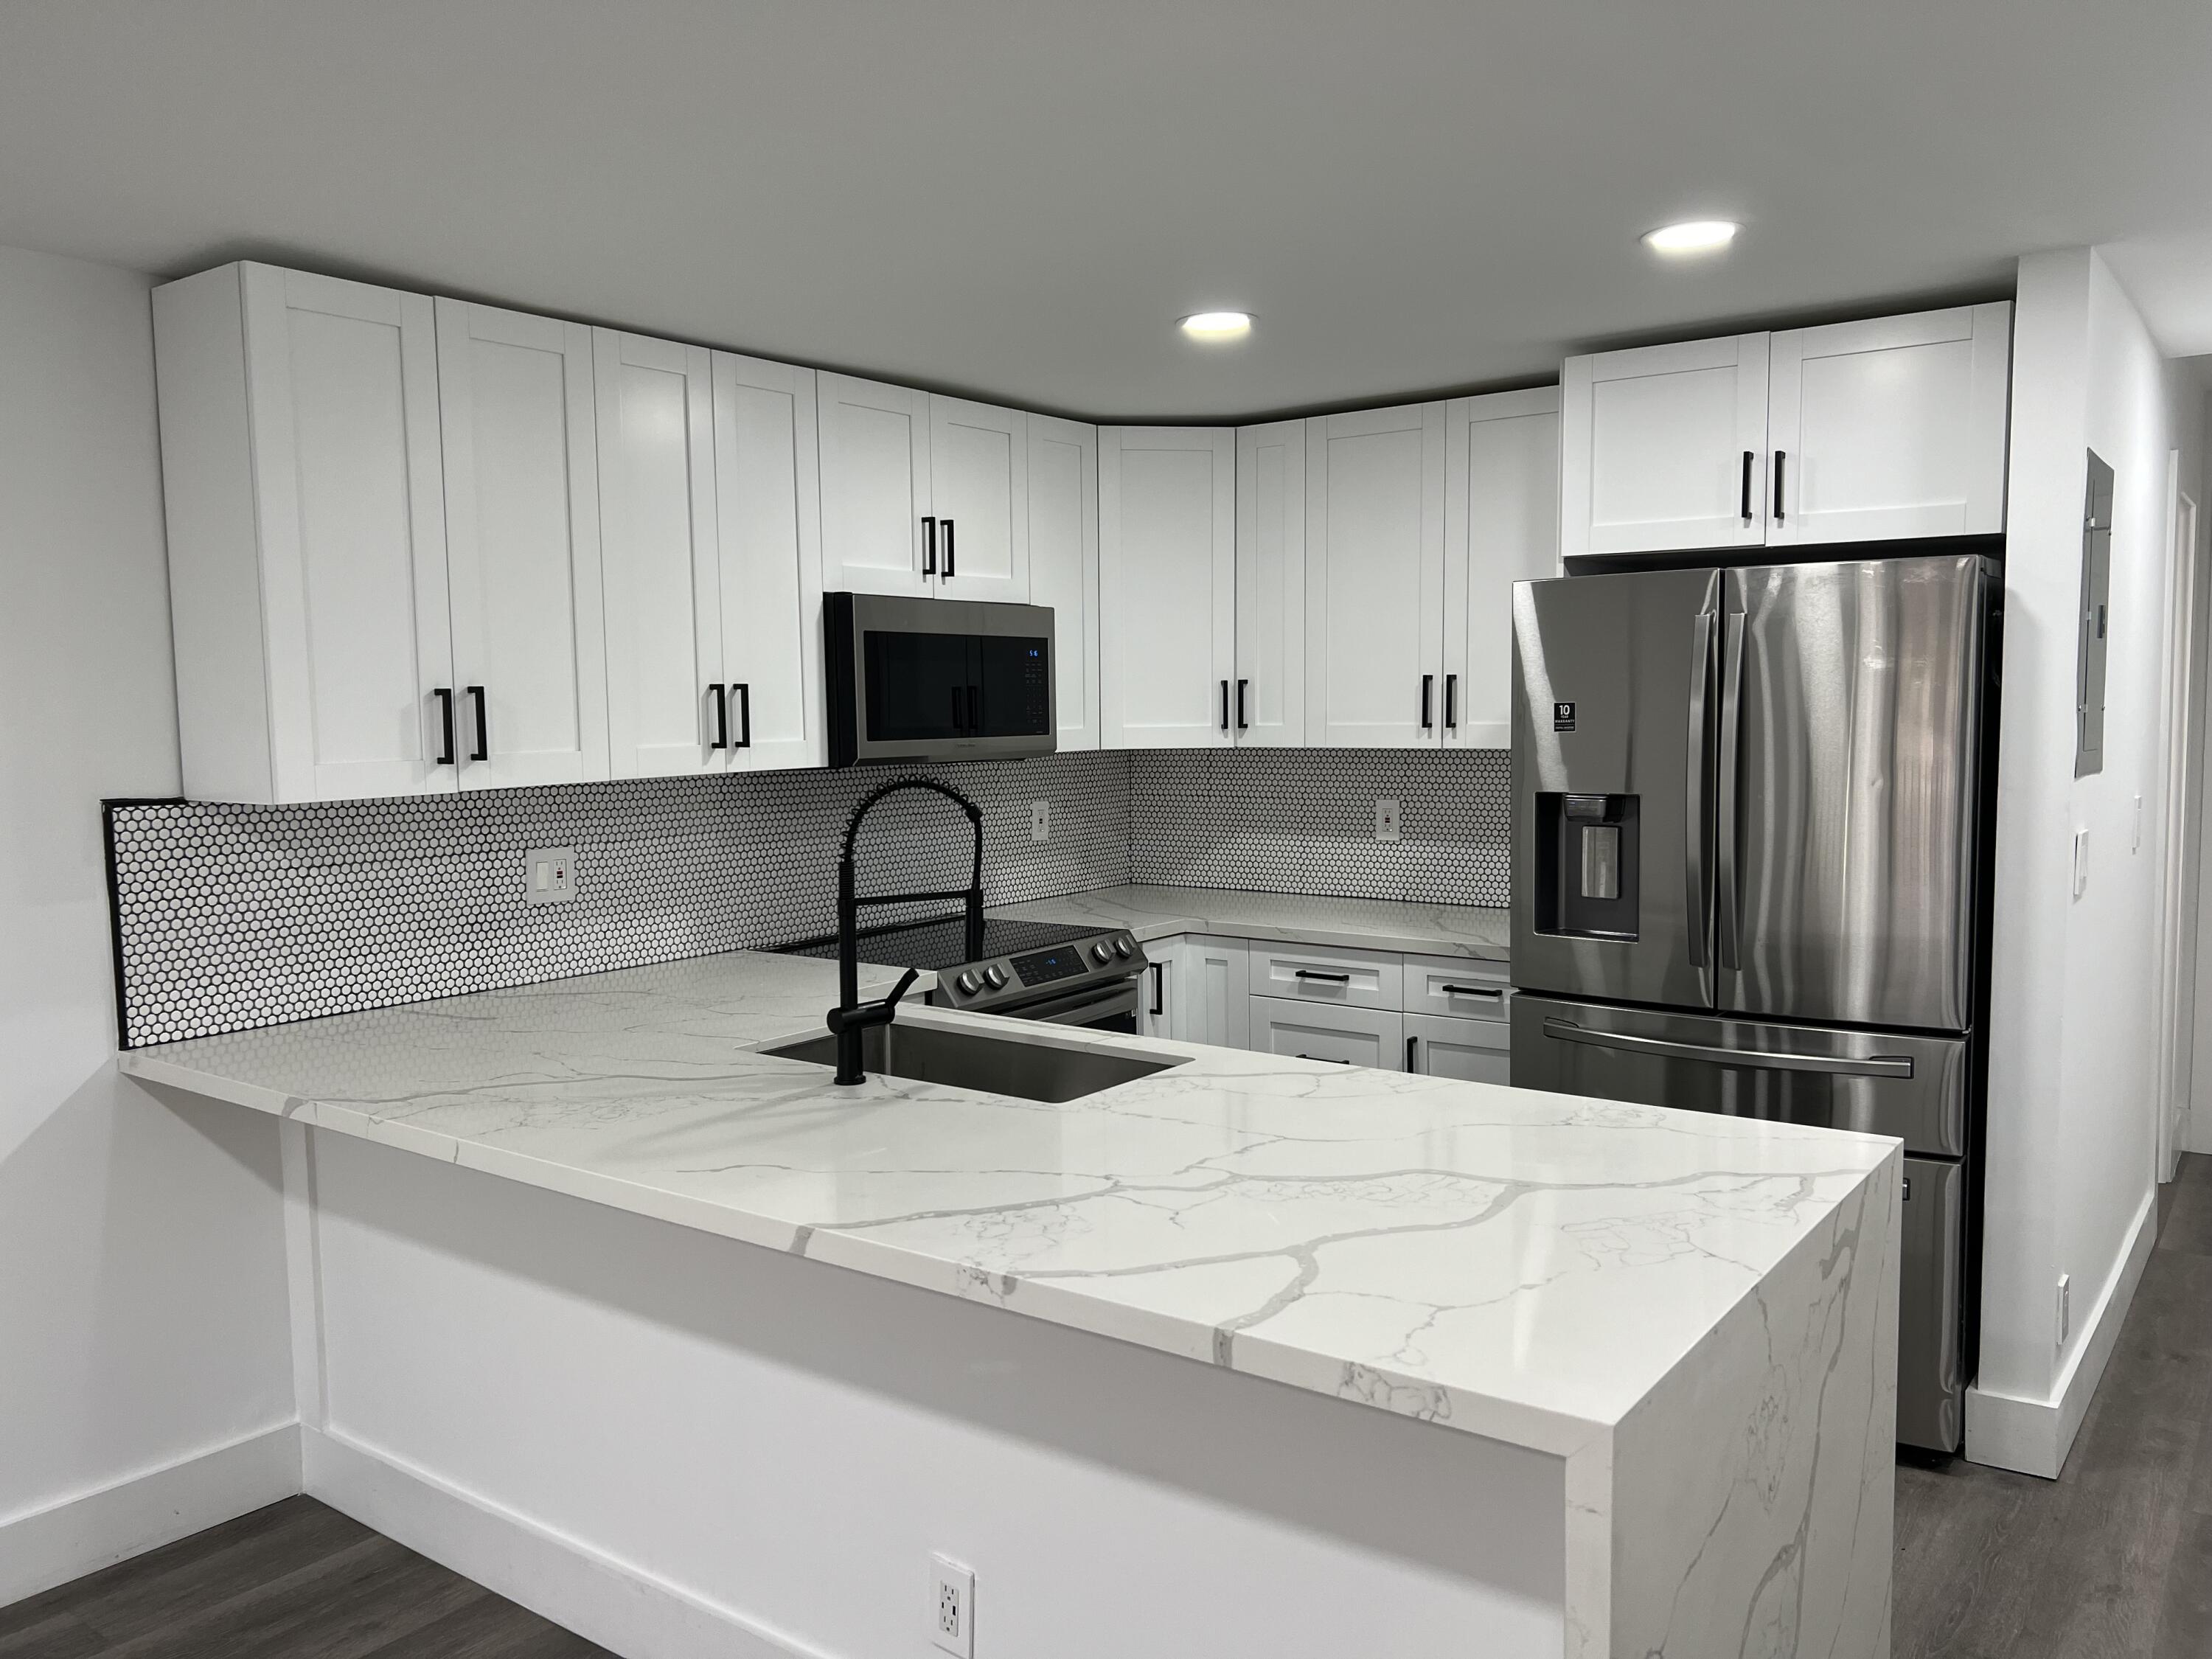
top-left (1404, 1012), bottom-right (1510, 1086)
top-left (1403, 953), bottom-right (1512, 1021)
top-left (1249, 942), bottom-right (1402, 1010)
top-left (1250, 996), bottom-right (1404, 1070)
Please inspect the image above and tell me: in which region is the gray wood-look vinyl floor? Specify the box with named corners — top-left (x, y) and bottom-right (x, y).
top-left (7, 1153), bottom-right (2210, 1658)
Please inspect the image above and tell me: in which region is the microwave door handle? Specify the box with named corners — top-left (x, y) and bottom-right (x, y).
top-left (1685, 612), bottom-right (1713, 969)
top-left (1715, 616), bottom-right (1746, 972)
top-left (951, 686), bottom-right (965, 733)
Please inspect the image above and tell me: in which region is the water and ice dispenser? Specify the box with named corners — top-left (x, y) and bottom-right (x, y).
top-left (1534, 793), bottom-right (1640, 940)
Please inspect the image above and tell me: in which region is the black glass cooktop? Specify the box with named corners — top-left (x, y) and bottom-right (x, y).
top-left (776, 916), bottom-right (1104, 972)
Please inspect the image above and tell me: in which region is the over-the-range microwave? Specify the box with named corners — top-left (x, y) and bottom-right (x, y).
top-left (824, 592), bottom-right (1057, 767)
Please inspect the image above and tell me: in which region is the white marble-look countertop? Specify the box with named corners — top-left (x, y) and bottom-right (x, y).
top-left (123, 946), bottom-right (1886, 1460)
top-left (990, 884), bottom-right (1510, 959)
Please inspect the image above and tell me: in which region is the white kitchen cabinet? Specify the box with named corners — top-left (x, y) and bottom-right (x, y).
top-left (1766, 304), bottom-right (2011, 546)
top-left (712, 352), bottom-right (825, 772)
top-left (595, 330), bottom-right (723, 779)
top-left (434, 299), bottom-right (608, 791)
top-left (153, 262), bottom-right (456, 803)
top-left (1249, 939), bottom-right (1405, 1011)
top-left (1169, 936), bottom-right (1251, 1048)
top-left (1403, 1012), bottom-right (1510, 1085)
top-left (1099, 427), bottom-right (1237, 747)
top-left (1443, 387), bottom-right (1559, 749)
top-left (1251, 996), bottom-right (1405, 1070)
top-left (817, 373), bottom-right (933, 597)
top-left (1233, 420), bottom-right (1307, 745)
top-left (1402, 953), bottom-right (1513, 1022)
top-left (1560, 333), bottom-right (1771, 559)
top-left (931, 394), bottom-right (1029, 602)
top-left (1304, 403), bottom-right (1448, 747)
top-left (1027, 414), bottom-right (1101, 751)
top-left (1138, 941), bottom-right (1178, 1039)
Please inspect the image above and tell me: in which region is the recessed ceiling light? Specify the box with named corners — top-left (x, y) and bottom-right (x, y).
top-left (1180, 310), bottom-right (1253, 341)
top-left (1643, 220), bottom-right (1740, 255)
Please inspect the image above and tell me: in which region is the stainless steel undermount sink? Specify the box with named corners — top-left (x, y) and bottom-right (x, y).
top-left (763, 1022), bottom-right (1181, 1103)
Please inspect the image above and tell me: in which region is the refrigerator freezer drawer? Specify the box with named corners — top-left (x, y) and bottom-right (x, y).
top-left (1899, 1155), bottom-right (1966, 1453)
top-left (1509, 994), bottom-right (1966, 1157)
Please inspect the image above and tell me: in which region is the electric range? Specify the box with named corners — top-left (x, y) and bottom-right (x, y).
top-left (776, 915), bottom-right (1150, 1029)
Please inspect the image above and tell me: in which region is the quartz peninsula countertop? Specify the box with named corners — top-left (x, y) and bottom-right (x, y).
top-left (990, 883), bottom-right (1509, 959)
top-left (123, 946), bottom-right (1893, 1458)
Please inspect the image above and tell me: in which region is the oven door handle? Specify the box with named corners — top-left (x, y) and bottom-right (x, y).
top-left (992, 977), bottom-right (1144, 1027)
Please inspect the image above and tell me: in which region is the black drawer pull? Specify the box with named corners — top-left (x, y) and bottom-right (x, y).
top-left (1419, 672), bottom-right (1434, 729)
top-left (466, 685), bottom-right (488, 762)
top-left (432, 687), bottom-right (456, 766)
top-left (1444, 673), bottom-right (1458, 730)
top-left (1236, 678), bottom-right (1249, 729)
top-left (1439, 984), bottom-right (1503, 999)
top-left (942, 517), bottom-right (955, 578)
top-left (734, 682), bottom-right (752, 749)
top-left (1406, 1034), bottom-right (1418, 1072)
top-left (921, 515), bottom-right (937, 576)
top-left (1150, 961), bottom-right (1166, 1017)
top-left (1293, 969), bottom-right (1352, 984)
top-left (1740, 451), bottom-right (1755, 524)
top-left (708, 684), bottom-right (727, 748)
top-left (1296, 1053), bottom-right (1352, 1064)
top-left (1773, 450), bottom-right (1787, 523)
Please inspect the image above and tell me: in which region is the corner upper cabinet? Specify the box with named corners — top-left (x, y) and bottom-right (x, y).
top-left (1027, 414), bottom-right (1101, 751)
top-left (434, 299), bottom-right (609, 790)
top-left (712, 351), bottom-right (826, 772)
top-left (1561, 333), bottom-right (1770, 559)
top-left (595, 330), bottom-right (723, 779)
top-left (1304, 403), bottom-right (1448, 747)
top-left (1234, 420), bottom-right (1306, 746)
top-left (1099, 427), bottom-right (1238, 748)
top-left (1765, 303), bottom-right (2011, 546)
top-left (1444, 387), bottom-right (1559, 749)
top-left (153, 262), bottom-right (456, 803)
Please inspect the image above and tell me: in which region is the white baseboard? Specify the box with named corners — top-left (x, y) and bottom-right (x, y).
top-left (0, 1422), bottom-right (301, 1607)
top-left (302, 1426), bottom-right (832, 1659)
top-left (1965, 1186), bottom-right (2159, 1478)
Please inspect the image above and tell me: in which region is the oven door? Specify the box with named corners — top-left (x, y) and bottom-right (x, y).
top-left (825, 592), bottom-right (1057, 766)
top-left (998, 978), bottom-right (1141, 1034)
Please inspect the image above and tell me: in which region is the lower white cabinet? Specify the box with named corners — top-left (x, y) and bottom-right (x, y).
top-left (1251, 996), bottom-right (1405, 1070)
top-left (1404, 1012), bottom-right (1510, 1085)
top-left (1248, 941), bottom-right (1403, 1011)
top-left (1169, 936), bottom-right (1250, 1048)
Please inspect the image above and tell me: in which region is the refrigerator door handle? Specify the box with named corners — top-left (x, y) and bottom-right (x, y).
top-left (1715, 616), bottom-right (1747, 971)
top-left (1540, 1018), bottom-right (1915, 1079)
top-left (1686, 611), bottom-right (1715, 969)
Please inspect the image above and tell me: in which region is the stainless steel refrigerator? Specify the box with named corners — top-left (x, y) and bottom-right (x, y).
top-left (1508, 552), bottom-right (1996, 1452)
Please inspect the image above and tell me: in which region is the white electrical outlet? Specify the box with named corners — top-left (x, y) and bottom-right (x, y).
top-left (526, 847), bottom-right (577, 905)
top-left (2056, 1273), bottom-right (2072, 1348)
top-left (929, 1554), bottom-right (974, 1658)
top-left (2071, 828), bottom-right (2089, 898)
top-left (1375, 799), bottom-right (1401, 843)
top-left (1031, 799), bottom-right (1050, 843)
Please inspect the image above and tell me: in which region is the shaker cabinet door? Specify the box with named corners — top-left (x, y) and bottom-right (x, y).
top-left (818, 373), bottom-right (933, 597)
top-left (930, 394), bottom-right (1029, 602)
top-left (1234, 420), bottom-right (1306, 746)
top-left (1027, 414), bottom-right (1102, 751)
top-left (1099, 427), bottom-right (1237, 748)
top-left (436, 299), bottom-right (608, 791)
top-left (1444, 386), bottom-right (1559, 749)
top-left (595, 330), bottom-right (725, 779)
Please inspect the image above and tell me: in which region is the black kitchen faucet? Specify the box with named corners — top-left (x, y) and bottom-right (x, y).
top-left (827, 776), bottom-right (984, 1085)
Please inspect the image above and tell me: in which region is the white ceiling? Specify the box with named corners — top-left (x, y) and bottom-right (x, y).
top-left (4, 0), bottom-right (2211, 420)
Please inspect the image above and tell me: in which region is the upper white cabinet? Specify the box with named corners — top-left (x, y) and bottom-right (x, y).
top-left (817, 375), bottom-right (1029, 601)
top-left (1027, 414), bottom-right (1101, 751)
top-left (1562, 333), bottom-right (1770, 559)
top-left (434, 299), bottom-right (608, 791)
top-left (1234, 420), bottom-right (1306, 746)
top-left (1561, 303), bottom-right (2011, 558)
top-left (712, 352), bottom-right (826, 772)
top-left (1765, 304), bottom-right (2011, 546)
top-left (1444, 387), bottom-right (1559, 749)
top-left (153, 263), bottom-right (456, 803)
top-left (1304, 403), bottom-right (1448, 747)
top-left (1099, 427), bottom-right (1237, 748)
top-left (595, 330), bottom-right (723, 780)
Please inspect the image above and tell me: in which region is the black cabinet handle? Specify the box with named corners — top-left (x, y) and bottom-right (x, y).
top-left (967, 684), bottom-right (981, 732)
top-left (1773, 451), bottom-right (1787, 523)
top-left (1293, 969), bottom-right (1352, 984)
top-left (1150, 961), bottom-right (1166, 1017)
top-left (734, 682), bottom-right (752, 749)
top-left (432, 687), bottom-right (456, 766)
top-left (1406, 1035), bottom-right (1418, 1072)
top-left (709, 683), bottom-right (728, 748)
top-left (467, 686), bottom-right (489, 762)
top-left (1440, 984), bottom-right (1504, 999)
top-left (951, 686), bottom-right (965, 732)
top-left (1444, 673), bottom-right (1458, 730)
top-left (942, 518), bottom-right (955, 579)
top-left (1236, 678), bottom-right (1250, 729)
top-left (1420, 673), bottom-right (1434, 730)
top-left (1220, 680), bottom-right (1230, 731)
top-left (1296, 1054), bottom-right (1352, 1064)
top-left (1740, 451), bottom-right (1755, 524)
top-left (922, 515), bottom-right (937, 577)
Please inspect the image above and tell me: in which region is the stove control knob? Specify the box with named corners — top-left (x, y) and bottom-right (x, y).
top-left (1112, 936), bottom-right (1133, 959)
top-left (955, 970), bottom-right (981, 995)
top-left (1091, 942), bottom-right (1111, 964)
top-left (982, 965), bottom-right (1007, 990)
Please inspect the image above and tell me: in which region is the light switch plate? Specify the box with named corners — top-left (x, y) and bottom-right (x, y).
top-left (1031, 800), bottom-right (1050, 843)
top-left (1375, 799), bottom-right (1401, 843)
top-left (2071, 828), bottom-right (2089, 899)
top-left (526, 847), bottom-right (577, 905)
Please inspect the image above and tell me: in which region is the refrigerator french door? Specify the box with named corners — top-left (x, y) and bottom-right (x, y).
top-left (1508, 552), bottom-right (1995, 1452)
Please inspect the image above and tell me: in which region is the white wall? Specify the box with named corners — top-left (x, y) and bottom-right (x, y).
top-left (0, 243), bottom-right (293, 1600)
top-left (2185, 372), bottom-right (2212, 1158)
top-left (1974, 247), bottom-right (2207, 1475)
